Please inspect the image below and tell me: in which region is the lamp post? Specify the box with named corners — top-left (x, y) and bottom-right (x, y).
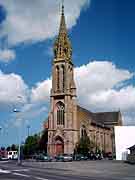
top-left (13, 95), bottom-right (23, 165)
top-left (13, 108), bottom-right (21, 165)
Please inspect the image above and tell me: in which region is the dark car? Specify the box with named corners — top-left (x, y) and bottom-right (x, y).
top-left (89, 152), bottom-right (97, 160)
top-left (36, 154), bottom-right (52, 162)
top-left (74, 154), bottom-right (88, 161)
top-left (55, 154), bottom-right (64, 162)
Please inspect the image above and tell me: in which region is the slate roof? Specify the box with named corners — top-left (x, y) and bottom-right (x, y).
top-left (77, 105), bottom-right (120, 126)
top-left (92, 112), bottom-right (120, 125)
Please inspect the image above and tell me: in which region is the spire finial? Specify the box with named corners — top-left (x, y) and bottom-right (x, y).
top-left (62, 0), bottom-right (64, 15)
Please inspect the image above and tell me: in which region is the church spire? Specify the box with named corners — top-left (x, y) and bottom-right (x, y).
top-left (54, 3), bottom-right (72, 61)
top-left (59, 4), bottom-right (67, 35)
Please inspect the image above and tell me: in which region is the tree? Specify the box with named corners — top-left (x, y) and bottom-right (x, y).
top-left (38, 129), bottom-right (48, 153)
top-left (6, 146), bottom-right (11, 151)
top-left (11, 144), bottom-right (17, 151)
top-left (75, 135), bottom-right (95, 156)
top-left (23, 134), bottom-right (40, 156)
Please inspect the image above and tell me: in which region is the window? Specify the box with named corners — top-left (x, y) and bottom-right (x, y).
top-left (61, 65), bottom-right (65, 91)
top-left (56, 102), bottom-right (65, 125)
top-left (81, 125), bottom-right (87, 137)
top-left (56, 66), bottom-right (60, 90)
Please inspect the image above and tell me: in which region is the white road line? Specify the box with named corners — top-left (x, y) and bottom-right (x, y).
top-left (35, 177), bottom-right (49, 180)
top-left (0, 169), bottom-right (11, 174)
top-left (13, 172), bottom-right (30, 177)
top-left (13, 169), bottom-right (30, 172)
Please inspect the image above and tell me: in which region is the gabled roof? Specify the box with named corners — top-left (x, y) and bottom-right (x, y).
top-left (77, 105), bottom-right (120, 126)
top-left (92, 111), bottom-right (120, 125)
top-left (128, 145), bottom-right (135, 150)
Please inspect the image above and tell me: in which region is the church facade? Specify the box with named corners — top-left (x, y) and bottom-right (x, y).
top-left (47, 5), bottom-right (122, 156)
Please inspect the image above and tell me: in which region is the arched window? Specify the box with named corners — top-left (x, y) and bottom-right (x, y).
top-left (61, 65), bottom-right (65, 91)
top-left (56, 102), bottom-right (65, 125)
top-left (56, 66), bottom-right (60, 90)
top-left (81, 125), bottom-right (87, 137)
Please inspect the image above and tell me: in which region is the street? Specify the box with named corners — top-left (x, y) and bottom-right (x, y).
top-left (0, 160), bottom-right (91, 180)
top-left (0, 160), bottom-right (135, 180)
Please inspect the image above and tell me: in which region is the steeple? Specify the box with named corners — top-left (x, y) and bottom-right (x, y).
top-left (54, 4), bottom-right (72, 61)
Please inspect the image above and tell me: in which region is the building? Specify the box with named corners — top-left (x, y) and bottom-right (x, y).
top-left (115, 126), bottom-right (135, 160)
top-left (128, 145), bottom-right (135, 155)
top-left (46, 5), bottom-right (122, 156)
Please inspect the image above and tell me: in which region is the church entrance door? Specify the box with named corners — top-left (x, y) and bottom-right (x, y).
top-left (55, 136), bottom-right (64, 155)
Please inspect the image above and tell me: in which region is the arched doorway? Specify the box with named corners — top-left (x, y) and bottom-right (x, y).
top-left (55, 136), bottom-right (64, 155)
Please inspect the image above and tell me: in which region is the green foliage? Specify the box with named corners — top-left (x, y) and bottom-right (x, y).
top-left (76, 135), bottom-right (96, 155)
top-left (11, 144), bottom-right (17, 151)
top-left (23, 134), bottom-right (40, 156)
top-left (38, 129), bottom-right (48, 153)
top-left (6, 144), bottom-right (18, 151)
top-left (23, 130), bottom-right (48, 156)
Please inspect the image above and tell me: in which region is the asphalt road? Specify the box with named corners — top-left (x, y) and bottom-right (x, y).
top-left (0, 160), bottom-right (135, 180)
top-left (0, 160), bottom-right (93, 180)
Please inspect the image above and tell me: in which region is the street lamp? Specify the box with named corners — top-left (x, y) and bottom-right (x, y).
top-left (13, 108), bottom-right (21, 165)
top-left (13, 95), bottom-right (23, 166)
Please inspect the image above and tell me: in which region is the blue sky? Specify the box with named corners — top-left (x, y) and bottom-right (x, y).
top-left (0, 0), bottom-right (135, 147)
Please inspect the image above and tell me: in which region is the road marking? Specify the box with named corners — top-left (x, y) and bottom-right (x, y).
top-left (13, 172), bottom-right (30, 177)
top-left (13, 169), bottom-right (30, 172)
top-left (35, 177), bottom-right (49, 180)
top-left (0, 169), bottom-right (11, 173)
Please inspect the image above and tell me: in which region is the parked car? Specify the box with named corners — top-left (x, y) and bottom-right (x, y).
top-left (55, 154), bottom-right (73, 162)
top-left (55, 154), bottom-right (64, 162)
top-left (36, 154), bottom-right (52, 162)
top-left (74, 154), bottom-right (88, 161)
top-left (88, 152), bottom-right (97, 160)
top-left (107, 152), bottom-right (113, 160)
top-left (63, 154), bottom-right (73, 162)
top-left (0, 156), bottom-right (9, 161)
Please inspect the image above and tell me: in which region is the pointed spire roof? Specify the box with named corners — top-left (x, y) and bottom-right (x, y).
top-left (53, 4), bottom-right (72, 61)
top-left (59, 5), bottom-right (67, 35)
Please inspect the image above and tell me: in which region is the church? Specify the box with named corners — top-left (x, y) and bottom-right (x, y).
top-left (46, 5), bottom-right (122, 156)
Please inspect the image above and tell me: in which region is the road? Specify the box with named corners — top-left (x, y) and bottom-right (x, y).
top-left (0, 160), bottom-right (93, 180)
top-left (0, 160), bottom-right (135, 180)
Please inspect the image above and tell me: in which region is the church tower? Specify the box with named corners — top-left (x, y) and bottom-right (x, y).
top-left (48, 5), bottom-right (78, 155)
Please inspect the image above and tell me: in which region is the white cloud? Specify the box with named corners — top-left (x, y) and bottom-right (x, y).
top-left (0, 70), bottom-right (28, 105)
top-left (75, 61), bottom-right (133, 95)
top-left (0, 0), bottom-right (90, 46)
top-left (0, 61), bottom-right (134, 126)
top-left (0, 49), bottom-right (16, 62)
top-left (75, 61), bottom-right (135, 125)
top-left (30, 61), bottom-right (135, 125)
top-left (31, 78), bottom-right (51, 103)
